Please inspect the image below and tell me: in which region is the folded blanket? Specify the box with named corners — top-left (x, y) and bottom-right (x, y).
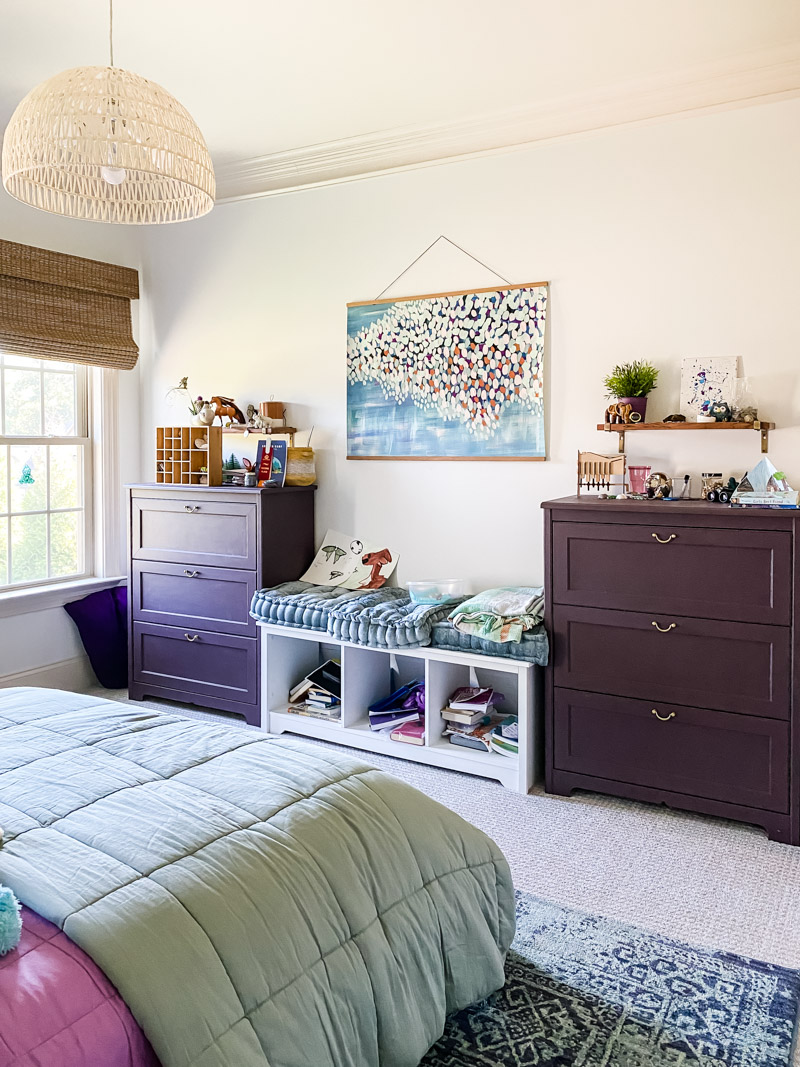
top-left (449, 586), bottom-right (545, 644)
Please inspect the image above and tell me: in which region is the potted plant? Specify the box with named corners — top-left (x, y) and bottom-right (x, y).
top-left (603, 360), bottom-right (659, 422)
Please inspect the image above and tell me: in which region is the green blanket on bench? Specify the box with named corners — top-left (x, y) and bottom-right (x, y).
top-left (0, 688), bottom-right (514, 1067)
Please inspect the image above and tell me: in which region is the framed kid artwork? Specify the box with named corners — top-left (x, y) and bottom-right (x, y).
top-left (346, 282), bottom-right (548, 460)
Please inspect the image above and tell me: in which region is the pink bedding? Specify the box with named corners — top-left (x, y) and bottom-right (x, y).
top-left (0, 905), bottom-right (159, 1067)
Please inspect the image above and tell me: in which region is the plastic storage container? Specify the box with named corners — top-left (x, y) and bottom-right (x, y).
top-left (407, 579), bottom-right (467, 605)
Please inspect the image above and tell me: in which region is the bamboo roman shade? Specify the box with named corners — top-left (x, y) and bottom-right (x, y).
top-left (0, 239), bottom-right (139, 369)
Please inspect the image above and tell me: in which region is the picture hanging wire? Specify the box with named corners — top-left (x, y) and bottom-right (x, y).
top-left (374, 235), bottom-right (512, 301)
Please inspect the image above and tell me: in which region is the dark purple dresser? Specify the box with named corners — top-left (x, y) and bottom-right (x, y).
top-left (128, 484), bottom-right (315, 724)
top-left (543, 496), bottom-right (798, 844)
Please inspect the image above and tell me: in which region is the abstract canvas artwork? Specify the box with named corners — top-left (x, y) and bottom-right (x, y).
top-left (679, 357), bottom-right (738, 418)
top-left (347, 283), bottom-right (548, 459)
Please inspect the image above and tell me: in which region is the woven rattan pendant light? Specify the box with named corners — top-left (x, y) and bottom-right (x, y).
top-left (1, 1), bottom-right (214, 224)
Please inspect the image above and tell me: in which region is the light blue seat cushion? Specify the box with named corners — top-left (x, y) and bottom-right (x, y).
top-left (429, 620), bottom-right (550, 665)
top-left (327, 595), bottom-right (465, 649)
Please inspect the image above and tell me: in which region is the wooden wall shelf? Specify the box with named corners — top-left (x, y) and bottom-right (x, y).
top-left (597, 420), bottom-right (774, 454)
top-left (222, 426), bottom-right (297, 444)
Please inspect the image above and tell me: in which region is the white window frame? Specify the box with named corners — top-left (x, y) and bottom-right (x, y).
top-left (0, 363), bottom-right (124, 616)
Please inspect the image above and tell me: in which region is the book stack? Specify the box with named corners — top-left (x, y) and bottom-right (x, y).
top-left (368, 681), bottom-right (425, 743)
top-left (287, 659), bottom-right (341, 721)
top-left (489, 716), bottom-right (519, 758)
top-left (442, 686), bottom-right (506, 751)
top-left (368, 683), bottom-right (423, 731)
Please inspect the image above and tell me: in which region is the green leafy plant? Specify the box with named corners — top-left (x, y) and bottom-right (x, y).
top-left (603, 360), bottom-right (659, 398)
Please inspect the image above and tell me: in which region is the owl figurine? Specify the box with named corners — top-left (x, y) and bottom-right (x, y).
top-left (709, 401), bottom-right (732, 422)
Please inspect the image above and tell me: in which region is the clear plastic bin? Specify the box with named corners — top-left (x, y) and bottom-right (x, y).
top-left (407, 579), bottom-right (468, 605)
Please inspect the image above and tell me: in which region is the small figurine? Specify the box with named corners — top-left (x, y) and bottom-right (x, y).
top-left (212, 396), bottom-right (247, 426)
top-left (245, 403), bottom-right (273, 431)
top-left (605, 401), bottom-right (638, 425)
top-left (709, 401), bottom-right (732, 422)
top-left (663, 413), bottom-right (686, 423)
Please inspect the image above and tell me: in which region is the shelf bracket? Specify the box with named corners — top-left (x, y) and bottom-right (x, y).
top-left (616, 428), bottom-right (625, 454)
top-left (760, 425), bottom-right (769, 453)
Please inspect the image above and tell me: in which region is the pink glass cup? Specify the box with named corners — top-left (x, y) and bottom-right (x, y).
top-left (628, 465), bottom-right (651, 495)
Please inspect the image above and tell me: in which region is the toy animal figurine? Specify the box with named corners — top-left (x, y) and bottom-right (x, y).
top-left (663, 413), bottom-right (686, 423)
top-left (605, 402), bottom-right (636, 425)
top-left (211, 396), bottom-right (246, 426)
top-left (245, 403), bottom-right (273, 431)
top-left (709, 401), bottom-right (732, 422)
top-left (358, 548), bottom-right (392, 589)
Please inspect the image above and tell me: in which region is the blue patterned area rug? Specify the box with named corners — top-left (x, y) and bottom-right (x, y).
top-left (423, 892), bottom-right (799, 1066)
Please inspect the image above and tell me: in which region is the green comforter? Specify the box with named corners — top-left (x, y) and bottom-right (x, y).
top-left (0, 688), bottom-right (514, 1067)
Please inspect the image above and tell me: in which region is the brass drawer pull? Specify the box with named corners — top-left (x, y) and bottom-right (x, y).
top-left (651, 709), bottom-right (675, 722)
top-left (183, 569), bottom-right (200, 577)
top-left (651, 532), bottom-right (676, 544)
top-left (184, 633), bottom-right (199, 642)
top-left (651, 621), bottom-right (676, 633)
top-left (184, 505), bottom-right (199, 513)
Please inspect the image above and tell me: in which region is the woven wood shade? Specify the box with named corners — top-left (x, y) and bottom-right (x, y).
top-left (0, 239), bottom-right (140, 370)
top-left (2, 66), bottom-right (215, 225)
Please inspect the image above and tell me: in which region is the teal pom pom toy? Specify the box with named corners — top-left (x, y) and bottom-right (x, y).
top-left (0, 885), bottom-right (22, 955)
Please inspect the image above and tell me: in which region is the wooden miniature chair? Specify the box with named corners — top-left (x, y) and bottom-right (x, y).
top-left (577, 451), bottom-right (627, 496)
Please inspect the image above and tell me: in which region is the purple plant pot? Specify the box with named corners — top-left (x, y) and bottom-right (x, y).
top-left (619, 396), bottom-right (648, 422)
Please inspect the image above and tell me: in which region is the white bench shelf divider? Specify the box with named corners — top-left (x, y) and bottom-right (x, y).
top-left (258, 621), bottom-right (541, 792)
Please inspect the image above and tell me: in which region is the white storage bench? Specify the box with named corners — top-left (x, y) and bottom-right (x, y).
top-left (258, 621), bottom-right (542, 792)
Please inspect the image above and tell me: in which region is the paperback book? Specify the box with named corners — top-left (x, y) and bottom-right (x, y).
top-left (448, 686), bottom-right (502, 712)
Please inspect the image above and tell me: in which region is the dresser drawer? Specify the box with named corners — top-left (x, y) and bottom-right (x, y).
top-left (132, 622), bottom-right (257, 705)
top-left (553, 688), bottom-right (788, 812)
top-left (131, 496), bottom-right (258, 569)
top-left (132, 562), bottom-right (257, 636)
top-left (553, 605), bottom-right (790, 719)
top-left (552, 521), bottom-right (791, 625)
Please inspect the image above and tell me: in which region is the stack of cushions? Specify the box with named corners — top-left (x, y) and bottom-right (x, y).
top-left (250, 582), bottom-right (550, 664)
top-left (251, 581), bottom-right (467, 649)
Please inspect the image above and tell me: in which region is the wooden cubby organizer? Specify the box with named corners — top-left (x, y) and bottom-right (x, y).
top-left (155, 426), bottom-right (222, 485)
top-left (259, 622), bottom-right (542, 792)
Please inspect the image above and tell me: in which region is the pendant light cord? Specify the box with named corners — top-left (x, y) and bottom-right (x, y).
top-left (109, 0), bottom-right (114, 66)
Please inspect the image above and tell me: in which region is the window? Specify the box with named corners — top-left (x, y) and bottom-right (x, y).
top-left (0, 352), bottom-right (92, 591)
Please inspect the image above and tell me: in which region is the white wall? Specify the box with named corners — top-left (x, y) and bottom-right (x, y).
top-left (0, 194), bottom-right (141, 683)
top-left (136, 98), bottom-right (800, 590)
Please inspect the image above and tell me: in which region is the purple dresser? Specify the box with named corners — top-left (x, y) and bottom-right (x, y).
top-left (128, 484), bottom-right (315, 724)
top-left (542, 496), bottom-right (798, 844)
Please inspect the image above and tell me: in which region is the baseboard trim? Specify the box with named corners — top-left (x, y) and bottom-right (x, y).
top-left (0, 655), bottom-right (98, 692)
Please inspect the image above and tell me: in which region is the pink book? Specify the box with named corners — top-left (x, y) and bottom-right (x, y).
top-left (390, 718), bottom-right (425, 745)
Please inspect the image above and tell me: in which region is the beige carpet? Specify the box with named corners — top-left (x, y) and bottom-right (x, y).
top-left (86, 688), bottom-right (800, 977)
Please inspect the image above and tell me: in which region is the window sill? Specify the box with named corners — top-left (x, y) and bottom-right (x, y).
top-left (0, 576), bottom-right (126, 619)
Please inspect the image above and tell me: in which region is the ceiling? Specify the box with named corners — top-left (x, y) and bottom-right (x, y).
top-left (1, 0), bottom-right (799, 198)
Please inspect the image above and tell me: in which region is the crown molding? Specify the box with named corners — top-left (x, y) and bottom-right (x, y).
top-left (215, 43), bottom-right (800, 202)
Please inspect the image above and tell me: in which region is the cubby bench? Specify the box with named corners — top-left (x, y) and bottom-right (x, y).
top-left (258, 621), bottom-right (542, 792)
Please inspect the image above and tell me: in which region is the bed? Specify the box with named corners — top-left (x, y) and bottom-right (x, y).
top-left (0, 687), bottom-right (514, 1067)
